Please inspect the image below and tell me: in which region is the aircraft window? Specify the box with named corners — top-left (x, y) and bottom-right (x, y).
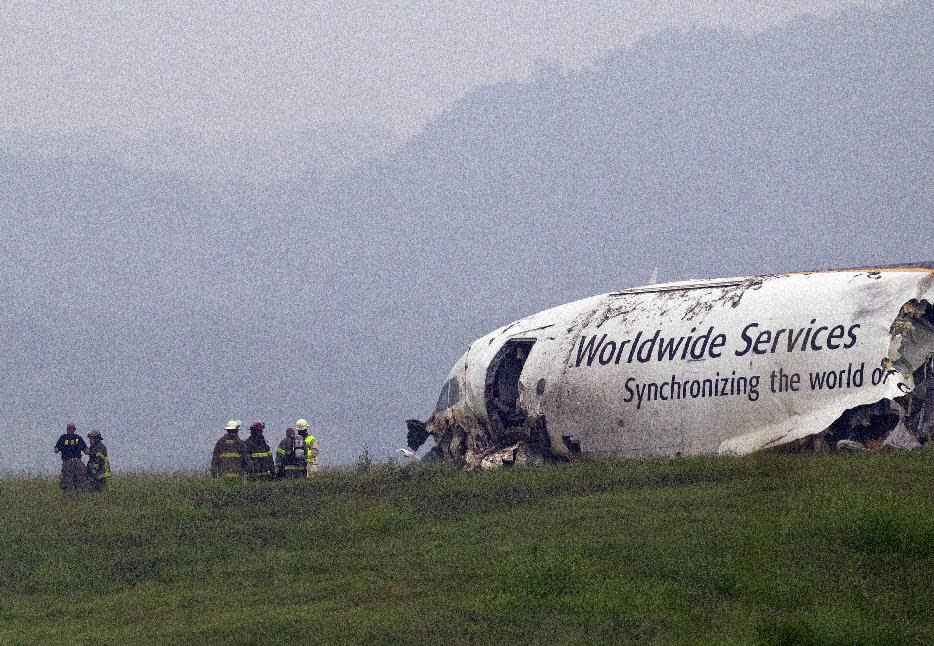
top-left (447, 378), bottom-right (461, 406)
top-left (435, 381), bottom-right (450, 411)
top-left (435, 378), bottom-right (461, 411)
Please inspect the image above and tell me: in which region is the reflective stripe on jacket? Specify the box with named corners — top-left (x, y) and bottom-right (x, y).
top-left (211, 433), bottom-right (252, 477)
top-left (87, 442), bottom-right (112, 480)
top-left (244, 435), bottom-right (275, 478)
top-left (276, 437), bottom-right (306, 474)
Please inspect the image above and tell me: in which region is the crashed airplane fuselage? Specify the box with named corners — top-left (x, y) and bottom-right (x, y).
top-left (408, 267), bottom-right (934, 468)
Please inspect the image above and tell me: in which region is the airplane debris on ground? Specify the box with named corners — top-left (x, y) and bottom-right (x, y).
top-left (407, 265), bottom-right (934, 469)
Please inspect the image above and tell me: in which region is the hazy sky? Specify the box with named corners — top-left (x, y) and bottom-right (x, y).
top-left (2, 0), bottom-right (886, 139)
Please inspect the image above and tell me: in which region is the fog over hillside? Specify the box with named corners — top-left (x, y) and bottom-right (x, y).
top-left (1, 1), bottom-right (930, 473)
top-left (1, 122), bottom-right (396, 183)
top-left (2, 0), bottom-right (882, 138)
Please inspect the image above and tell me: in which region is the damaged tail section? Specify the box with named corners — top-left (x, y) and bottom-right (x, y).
top-left (889, 298), bottom-right (934, 392)
top-left (808, 298), bottom-right (934, 452)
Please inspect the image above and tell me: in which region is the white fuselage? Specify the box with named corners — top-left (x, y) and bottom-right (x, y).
top-left (423, 268), bottom-right (934, 463)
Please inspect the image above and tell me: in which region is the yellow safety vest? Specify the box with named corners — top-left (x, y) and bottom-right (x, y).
top-left (90, 451), bottom-right (112, 479)
top-left (100, 454), bottom-right (112, 479)
top-left (304, 435), bottom-right (318, 463)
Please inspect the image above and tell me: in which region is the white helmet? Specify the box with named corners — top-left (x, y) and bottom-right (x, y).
top-left (295, 418), bottom-right (309, 431)
top-left (224, 420), bottom-right (240, 431)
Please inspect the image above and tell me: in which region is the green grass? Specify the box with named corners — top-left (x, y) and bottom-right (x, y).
top-left (2, 451), bottom-right (934, 645)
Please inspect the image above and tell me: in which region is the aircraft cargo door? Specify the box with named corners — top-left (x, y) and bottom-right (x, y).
top-left (485, 339), bottom-right (536, 442)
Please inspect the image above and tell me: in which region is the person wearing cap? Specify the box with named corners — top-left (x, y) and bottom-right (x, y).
top-left (245, 421), bottom-right (275, 480)
top-left (275, 427), bottom-right (305, 479)
top-left (85, 430), bottom-right (112, 492)
top-left (53, 423), bottom-right (89, 493)
top-left (210, 420), bottom-right (253, 480)
top-left (296, 419), bottom-right (319, 477)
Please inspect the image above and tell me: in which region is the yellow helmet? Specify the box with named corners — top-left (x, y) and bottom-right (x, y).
top-left (295, 419), bottom-right (309, 431)
top-left (225, 420), bottom-right (240, 431)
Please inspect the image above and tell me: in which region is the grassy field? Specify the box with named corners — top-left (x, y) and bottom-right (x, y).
top-left (2, 451), bottom-right (934, 645)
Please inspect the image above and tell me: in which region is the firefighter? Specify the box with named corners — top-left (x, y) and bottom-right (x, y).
top-left (296, 418), bottom-right (319, 477)
top-left (275, 427), bottom-right (306, 479)
top-left (245, 421), bottom-right (275, 480)
top-left (210, 420), bottom-right (253, 480)
top-left (53, 422), bottom-right (88, 493)
top-left (85, 429), bottom-right (112, 492)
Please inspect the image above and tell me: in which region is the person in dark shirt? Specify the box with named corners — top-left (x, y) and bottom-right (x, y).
top-left (53, 423), bottom-right (89, 493)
